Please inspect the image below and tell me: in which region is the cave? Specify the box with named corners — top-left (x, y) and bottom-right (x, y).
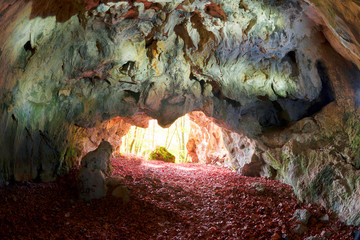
top-left (1, 0), bottom-right (360, 239)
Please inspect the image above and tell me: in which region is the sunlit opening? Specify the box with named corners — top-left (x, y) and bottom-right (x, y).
top-left (119, 115), bottom-right (191, 163)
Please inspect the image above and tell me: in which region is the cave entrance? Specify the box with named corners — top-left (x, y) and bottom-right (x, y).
top-left (113, 111), bottom-right (261, 176)
top-left (119, 115), bottom-right (191, 163)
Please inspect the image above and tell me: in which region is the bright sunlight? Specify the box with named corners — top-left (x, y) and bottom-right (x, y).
top-left (119, 115), bottom-right (191, 163)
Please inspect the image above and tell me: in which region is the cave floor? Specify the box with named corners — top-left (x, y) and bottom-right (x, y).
top-left (0, 155), bottom-right (358, 240)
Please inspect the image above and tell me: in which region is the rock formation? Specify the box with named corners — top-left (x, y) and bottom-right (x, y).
top-left (186, 111), bottom-right (230, 165)
top-left (187, 111), bottom-right (264, 176)
top-left (148, 146), bottom-right (176, 163)
top-left (78, 140), bottom-right (113, 201)
top-left (0, 0), bottom-right (359, 225)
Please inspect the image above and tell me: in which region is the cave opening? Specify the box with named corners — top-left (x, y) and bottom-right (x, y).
top-left (119, 114), bottom-right (191, 163)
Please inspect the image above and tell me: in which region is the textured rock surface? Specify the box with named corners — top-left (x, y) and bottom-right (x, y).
top-left (77, 140), bottom-right (113, 200)
top-left (305, 0), bottom-right (360, 68)
top-left (187, 111), bottom-right (229, 165)
top-left (293, 209), bottom-right (311, 225)
top-left (0, 0), bottom-right (360, 225)
top-left (187, 111), bottom-right (264, 176)
top-left (78, 114), bottom-right (151, 159)
top-left (149, 146), bottom-right (176, 163)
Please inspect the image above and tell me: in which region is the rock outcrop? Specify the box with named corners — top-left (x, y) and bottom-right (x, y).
top-left (187, 111), bottom-right (264, 176)
top-left (0, 0), bottom-right (360, 225)
top-left (78, 140), bottom-right (113, 201)
top-left (187, 111), bottom-right (229, 165)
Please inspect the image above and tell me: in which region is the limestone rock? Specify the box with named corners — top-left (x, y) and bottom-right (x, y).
top-left (305, 0), bottom-right (360, 69)
top-left (78, 169), bottom-right (106, 201)
top-left (187, 111), bottom-right (230, 165)
top-left (78, 140), bottom-right (113, 201)
top-left (187, 111), bottom-right (266, 176)
top-left (80, 117), bottom-right (132, 159)
top-left (319, 214), bottom-right (329, 222)
top-left (80, 140), bottom-right (113, 176)
top-left (293, 209), bottom-right (311, 225)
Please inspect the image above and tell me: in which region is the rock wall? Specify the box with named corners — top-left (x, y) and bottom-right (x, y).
top-left (186, 111), bottom-right (230, 165)
top-left (305, 0), bottom-right (360, 69)
top-left (258, 43), bottom-right (360, 225)
top-left (78, 113), bottom-right (152, 159)
top-left (187, 111), bottom-right (264, 177)
top-left (0, 0), bottom-right (359, 225)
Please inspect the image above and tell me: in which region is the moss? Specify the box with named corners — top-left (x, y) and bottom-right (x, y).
top-left (299, 153), bottom-right (310, 173)
top-left (310, 165), bottom-right (335, 200)
top-left (57, 126), bottom-right (82, 175)
top-left (148, 146), bottom-right (176, 163)
top-left (355, 151), bottom-right (360, 169)
top-left (344, 111), bottom-right (360, 159)
top-left (266, 152), bottom-right (282, 170)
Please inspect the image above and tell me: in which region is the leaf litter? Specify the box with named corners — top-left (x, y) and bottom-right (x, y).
top-left (0, 154), bottom-right (358, 239)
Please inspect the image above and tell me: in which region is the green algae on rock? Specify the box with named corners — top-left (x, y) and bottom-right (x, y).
top-left (148, 146), bottom-right (176, 163)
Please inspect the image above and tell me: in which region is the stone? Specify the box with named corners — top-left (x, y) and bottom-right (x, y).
top-left (77, 140), bottom-right (113, 201)
top-left (319, 214), bottom-right (329, 222)
top-left (148, 146), bottom-right (175, 163)
top-left (304, 0), bottom-right (360, 69)
top-left (78, 168), bottom-right (106, 201)
top-left (240, 155), bottom-right (265, 177)
top-left (80, 117), bottom-right (132, 159)
top-left (106, 176), bottom-right (125, 188)
top-left (320, 230), bottom-right (332, 238)
top-left (112, 185), bottom-right (130, 204)
top-left (80, 140), bottom-right (113, 176)
top-left (293, 209), bottom-right (311, 225)
top-left (186, 111), bottom-right (266, 175)
top-left (187, 111), bottom-right (230, 165)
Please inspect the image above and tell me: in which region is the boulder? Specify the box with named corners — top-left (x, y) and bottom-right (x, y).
top-left (293, 209), bottom-right (311, 225)
top-left (80, 140), bottom-right (113, 176)
top-left (78, 140), bottom-right (113, 201)
top-left (106, 176), bottom-right (125, 188)
top-left (78, 169), bottom-right (106, 201)
top-left (148, 146), bottom-right (175, 163)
